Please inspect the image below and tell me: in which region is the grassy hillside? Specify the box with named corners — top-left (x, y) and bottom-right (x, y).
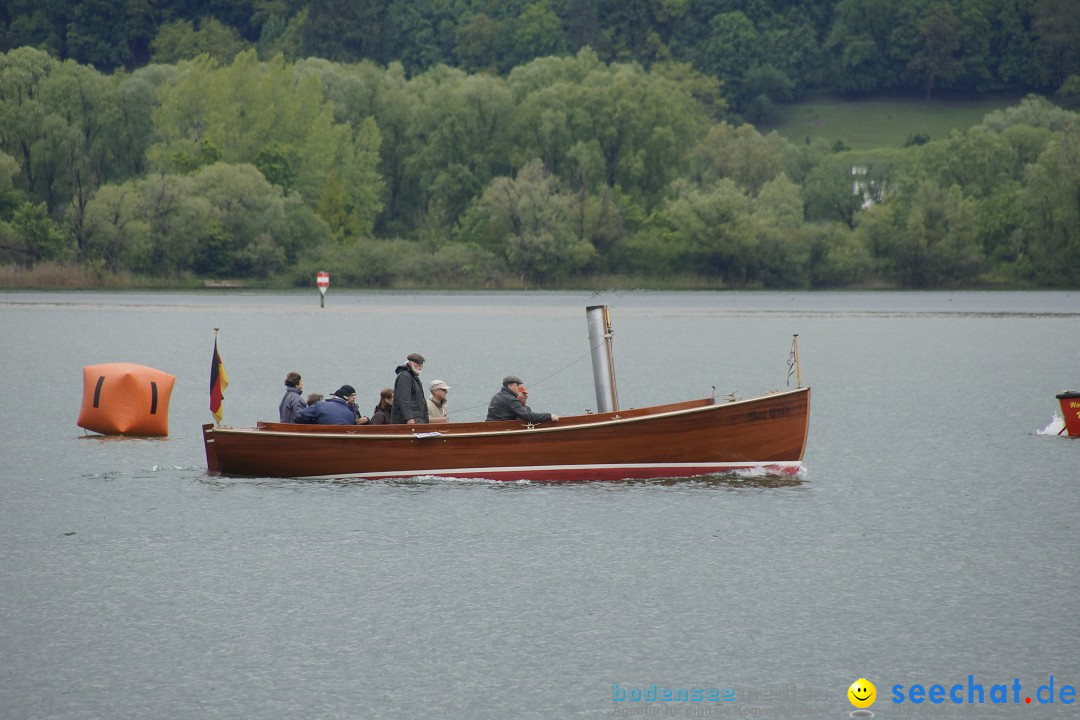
top-left (761, 94), bottom-right (1027, 149)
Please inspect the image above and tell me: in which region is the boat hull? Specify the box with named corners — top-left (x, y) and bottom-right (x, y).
top-left (203, 387), bottom-right (810, 482)
top-left (1057, 391), bottom-right (1080, 436)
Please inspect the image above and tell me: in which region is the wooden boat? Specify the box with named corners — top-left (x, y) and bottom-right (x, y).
top-left (202, 386), bottom-right (810, 482)
top-left (1056, 391), bottom-right (1080, 436)
top-left (203, 306), bottom-right (809, 482)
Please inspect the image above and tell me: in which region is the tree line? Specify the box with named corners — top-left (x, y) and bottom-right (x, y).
top-left (3, 1), bottom-right (1080, 120)
top-left (0, 46), bottom-right (1078, 288)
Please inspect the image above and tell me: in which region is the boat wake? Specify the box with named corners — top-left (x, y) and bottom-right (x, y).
top-left (1037, 414), bottom-right (1066, 436)
top-left (406, 475), bottom-right (532, 486)
top-left (195, 469), bottom-right (807, 491)
top-left (644, 467), bottom-right (807, 489)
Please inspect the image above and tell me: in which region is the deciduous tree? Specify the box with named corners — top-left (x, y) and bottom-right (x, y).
top-left (908, 3), bottom-right (965, 98)
top-left (150, 18), bottom-right (250, 65)
top-left (470, 159), bottom-right (594, 283)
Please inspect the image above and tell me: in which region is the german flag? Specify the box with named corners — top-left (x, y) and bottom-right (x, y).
top-left (210, 334), bottom-right (228, 425)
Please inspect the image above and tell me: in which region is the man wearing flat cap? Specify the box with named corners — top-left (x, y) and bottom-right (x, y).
top-left (485, 375), bottom-right (559, 423)
top-left (391, 353), bottom-right (429, 424)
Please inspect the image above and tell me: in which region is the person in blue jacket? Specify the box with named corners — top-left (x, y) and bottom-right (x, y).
top-left (297, 385), bottom-right (367, 425)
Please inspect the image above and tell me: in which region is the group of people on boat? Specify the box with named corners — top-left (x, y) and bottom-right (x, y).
top-left (277, 353), bottom-right (559, 426)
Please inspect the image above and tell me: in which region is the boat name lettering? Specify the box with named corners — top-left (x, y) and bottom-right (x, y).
top-left (747, 406), bottom-right (792, 422)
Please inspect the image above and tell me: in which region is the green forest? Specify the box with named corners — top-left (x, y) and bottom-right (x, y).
top-left (1, 0), bottom-right (1079, 288)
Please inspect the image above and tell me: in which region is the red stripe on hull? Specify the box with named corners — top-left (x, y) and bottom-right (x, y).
top-left (315, 462), bottom-right (803, 483)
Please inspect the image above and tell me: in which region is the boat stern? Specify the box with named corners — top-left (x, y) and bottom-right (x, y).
top-left (202, 423), bottom-right (221, 474)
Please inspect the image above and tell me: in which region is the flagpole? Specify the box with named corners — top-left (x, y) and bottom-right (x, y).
top-left (793, 334), bottom-right (801, 388)
top-left (213, 328), bottom-right (220, 427)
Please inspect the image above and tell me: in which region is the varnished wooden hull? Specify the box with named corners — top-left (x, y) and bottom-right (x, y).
top-left (203, 387), bottom-right (810, 481)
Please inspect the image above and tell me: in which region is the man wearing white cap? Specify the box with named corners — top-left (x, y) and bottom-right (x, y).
top-left (426, 379), bottom-right (450, 422)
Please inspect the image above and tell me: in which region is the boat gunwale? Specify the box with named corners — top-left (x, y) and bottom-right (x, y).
top-left (212, 387), bottom-right (810, 441)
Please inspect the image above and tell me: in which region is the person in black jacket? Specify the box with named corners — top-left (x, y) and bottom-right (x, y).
top-left (486, 375), bottom-right (559, 423)
top-left (391, 353), bottom-right (429, 424)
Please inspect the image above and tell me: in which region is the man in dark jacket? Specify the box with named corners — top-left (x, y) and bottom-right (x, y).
top-left (486, 375), bottom-right (559, 423)
top-left (297, 385), bottom-right (363, 425)
top-left (391, 353), bottom-right (429, 424)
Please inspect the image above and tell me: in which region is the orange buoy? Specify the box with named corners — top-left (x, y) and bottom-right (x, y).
top-left (77, 363), bottom-right (175, 436)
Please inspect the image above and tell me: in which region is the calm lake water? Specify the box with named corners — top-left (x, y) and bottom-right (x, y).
top-left (1, 290), bottom-right (1078, 720)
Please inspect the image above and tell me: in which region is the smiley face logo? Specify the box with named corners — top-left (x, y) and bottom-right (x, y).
top-left (848, 678), bottom-right (876, 709)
